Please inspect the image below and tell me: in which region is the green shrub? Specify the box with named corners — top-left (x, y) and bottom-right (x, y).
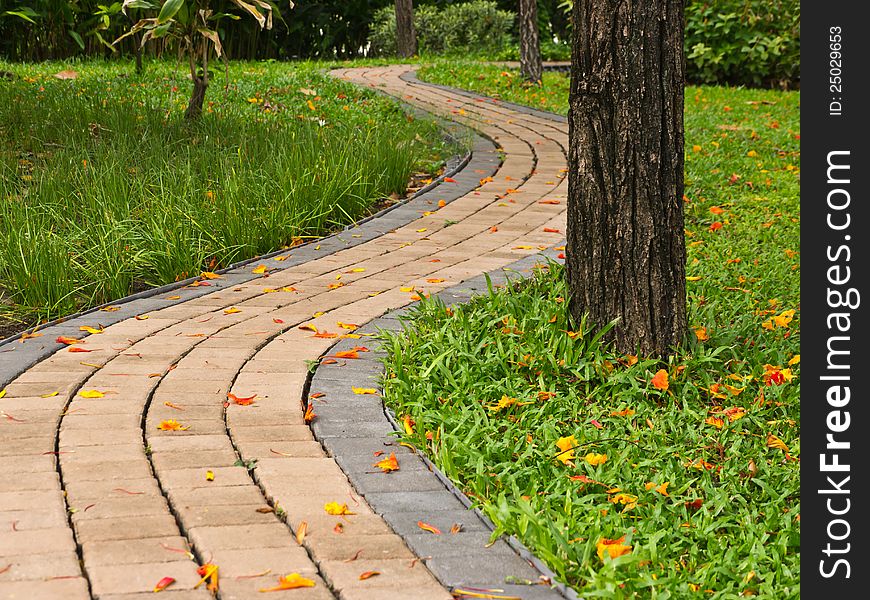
top-left (368, 0), bottom-right (514, 57)
top-left (557, 0), bottom-right (799, 88)
top-left (684, 0), bottom-right (799, 88)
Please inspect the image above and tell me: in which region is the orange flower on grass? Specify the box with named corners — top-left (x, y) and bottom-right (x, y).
top-left (596, 536), bottom-right (633, 562)
top-left (651, 369), bottom-right (669, 391)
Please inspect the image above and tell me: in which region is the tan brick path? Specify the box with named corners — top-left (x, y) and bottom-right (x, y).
top-left (0, 65), bottom-right (568, 599)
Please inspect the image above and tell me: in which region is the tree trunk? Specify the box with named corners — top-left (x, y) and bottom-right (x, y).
top-left (135, 45), bottom-right (143, 74)
top-left (395, 0), bottom-right (417, 58)
top-left (566, 0), bottom-right (687, 356)
top-left (519, 0), bottom-right (543, 83)
top-left (185, 75), bottom-right (208, 120)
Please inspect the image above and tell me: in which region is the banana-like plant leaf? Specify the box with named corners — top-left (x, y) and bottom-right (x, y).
top-left (3, 8), bottom-right (40, 24)
top-left (208, 12), bottom-right (241, 21)
top-left (230, 0), bottom-right (271, 30)
top-left (112, 17), bottom-right (157, 44)
top-left (93, 30), bottom-right (117, 52)
top-left (69, 30), bottom-right (86, 50)
top-left (157, 0), bottom-right (184, 24)
top-left (122, 0), bottom-right (157, 16)
top-left (197, 27), bottom-right (222, 58)
top-left (150, 20), bottom-right (174, 38)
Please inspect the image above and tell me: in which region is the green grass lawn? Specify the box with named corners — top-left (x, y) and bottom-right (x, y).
top-left (0, 59), bottom-right (456, 327)
top-left (419, 60), bottom-right (572, 114)
top-left (384, 65), bottom-right (800, 597)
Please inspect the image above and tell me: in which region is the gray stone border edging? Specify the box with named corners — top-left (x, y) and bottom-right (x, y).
top-left (308, 247), bottom-right (579, 600)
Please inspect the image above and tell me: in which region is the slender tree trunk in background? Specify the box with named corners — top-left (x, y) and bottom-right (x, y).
top-left (395, 0), bottom-right (417, 58)
top-left (185, 75), bottom-right (208, 119)
top-left (184, 40), bottom-right (209, 120)
top-left (135, 44), bottom-right (143, 74)
top-left (519, 0), bottom-right (543, 83)
top-left (566, 0), bottom-right (687, 356)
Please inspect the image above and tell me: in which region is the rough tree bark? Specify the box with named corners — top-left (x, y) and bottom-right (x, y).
top-left (395, 0), bottom-right (417, 58)
top-left (566, 0), bottom-right (687, 356)
top-left (519, 0), bottom-right (543, 83)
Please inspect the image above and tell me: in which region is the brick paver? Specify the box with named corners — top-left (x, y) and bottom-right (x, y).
top-left (0, 65), bottom-right (570, 599)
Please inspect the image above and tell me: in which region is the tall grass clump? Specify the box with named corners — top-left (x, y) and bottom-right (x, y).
top-left (0, 60), bottom-right (457, 323)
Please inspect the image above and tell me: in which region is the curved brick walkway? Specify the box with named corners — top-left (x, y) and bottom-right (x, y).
top-left (0, 65), bottom-right (568, 600)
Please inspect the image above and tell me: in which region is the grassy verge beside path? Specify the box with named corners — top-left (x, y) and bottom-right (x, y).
top-left (384, 64), bottom-right (800, 597)
top-left (0, 59), bottom-right (457, 329)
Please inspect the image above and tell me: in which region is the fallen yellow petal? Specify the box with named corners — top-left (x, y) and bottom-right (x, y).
top-left (324, 502), bottom-right (355, 516)
top-left (259, 573), bottom-right (316, 592)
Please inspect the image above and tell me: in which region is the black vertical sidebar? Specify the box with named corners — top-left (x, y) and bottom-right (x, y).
top-left (802, 2), bottom-right (870, 596)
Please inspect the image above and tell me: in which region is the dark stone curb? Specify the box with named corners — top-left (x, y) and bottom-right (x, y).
top-left (309, 248), bottom-right (577, 600)
top-left (0, 112), bottom-right (500, 392)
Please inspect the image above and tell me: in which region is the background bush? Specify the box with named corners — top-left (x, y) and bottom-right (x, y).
top-left (368, 0), bottom-right (514, 57)
top-left (685, 0), bottom-right (800, 88)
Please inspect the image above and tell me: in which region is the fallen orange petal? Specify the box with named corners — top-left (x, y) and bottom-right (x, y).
top-left (56, 336), bottom-right (81, 345)
top-left (417, 520), bottom-right (441, 535)
top-left (228, 393), bottom-right (257, 406)
top-left (153, 576), bottom-right (175, 592)
top-left (373, 453), bottom-right (399, 473)
top-left (194, 563), bottom-right (219, 591)
top-left (359, 571), bottom-right (380, 580)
